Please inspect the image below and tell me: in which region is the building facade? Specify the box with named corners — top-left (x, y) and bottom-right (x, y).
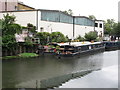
top-left (0, 0), bottom-right (35, 12)
top-left (0, 0), bottom-right (18, 12)
top-left (0, 2), bottom-right (104, 40)
top-left (0, 10), bottom-right (104, 39)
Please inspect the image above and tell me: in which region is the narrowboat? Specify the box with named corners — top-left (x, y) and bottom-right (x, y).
top-left (103, 41), bottom-right (120, 51)
top-left (37, 43), bottom-right (59, 56)
top-left (56, 42), bottom-right (105, 58)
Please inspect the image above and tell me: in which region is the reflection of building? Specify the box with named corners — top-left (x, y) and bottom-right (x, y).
top-left (0, 1), bottom-right (104, 40)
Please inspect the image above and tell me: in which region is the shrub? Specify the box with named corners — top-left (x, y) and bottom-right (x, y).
top-left (85, 31), bottom-right (97, 41)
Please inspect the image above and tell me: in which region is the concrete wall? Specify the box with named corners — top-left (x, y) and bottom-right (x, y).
top-left (0, 11), bottom-right (37, 27)
top-left (0, 0), bottom-right (18, 12)
top-left (75, 25), bottom-right (94, 38)
top-left (40, 21), bottom-right (73, 38)
top-left (40, 21), bottom-right (96, 39)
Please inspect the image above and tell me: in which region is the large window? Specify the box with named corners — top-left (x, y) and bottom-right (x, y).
top-left (75, 17), bottom-right (94, 26)
top-left (41, 10), bottom-right (73, 24)
top-left (41, 10), bottom-right (94, 26)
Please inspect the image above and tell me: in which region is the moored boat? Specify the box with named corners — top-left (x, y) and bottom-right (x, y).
top-left (56, 42), bottom-right (105, 58)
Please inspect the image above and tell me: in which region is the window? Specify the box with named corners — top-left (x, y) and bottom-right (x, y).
top-left (100, 23), bottom-right (102, 28)
top-left (95, 23), bottom-right (98, 27)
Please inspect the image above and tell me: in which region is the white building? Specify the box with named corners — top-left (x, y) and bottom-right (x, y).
top-left (0, 9), bottom-right (104, 40)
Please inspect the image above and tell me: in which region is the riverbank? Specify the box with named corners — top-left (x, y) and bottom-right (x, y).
top-left (2, 53), bottom-right (39, 60)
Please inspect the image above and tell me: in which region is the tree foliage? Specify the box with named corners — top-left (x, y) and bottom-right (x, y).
top-left (2, 35), bottom-right (17, 49)
top-left (113, 23), bottom-right (120, 37)
top-left (88, 15), bottom-right (96, 20)
top-left (85, 31), bottom-right (98, 41)
top-left (36, 32), bottom-right (50, 45)
top-left (76, 35), bottom-right (85, 41)
top-left (2, 14), bottom-right (22, 36)
top-left (27, 23), bottom-right (37, 34)
top-left (50, 32), bottom-right (68, 43)
top-left (104, 19), bottom-right (116, 35)
top-left (35, 32), bottom-right (68, 45)
top-left (1, 14), bottom-right (22, 49)
top-left (63, 9), bottom-right (73, 15)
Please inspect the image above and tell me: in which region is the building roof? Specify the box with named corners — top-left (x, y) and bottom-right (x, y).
top-left (38, 9), bottom-right (73, 17)
top-left (18, 2), bottom-right (35, 10)
top-left (74, 16), bottom-right (94, 21)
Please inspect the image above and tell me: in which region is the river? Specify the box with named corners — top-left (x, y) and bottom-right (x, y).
top-left (2, 50), bottom-right (119, 88)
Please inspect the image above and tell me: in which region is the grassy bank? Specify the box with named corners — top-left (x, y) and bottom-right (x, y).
top-left (2, 53), bottom-right (39, 60)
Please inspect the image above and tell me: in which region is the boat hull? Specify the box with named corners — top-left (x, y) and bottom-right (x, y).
top-left (56, 47), bottom-right (105, 58)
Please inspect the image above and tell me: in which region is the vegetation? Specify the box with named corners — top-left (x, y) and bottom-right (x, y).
top-left (36, 32), bottom-right (50, 45)
top-left (1, 14), bottom-right (21, 47)
top-left (76, 35), bottom-right (85, 41)
top-left (50, 32), bottom-right (68, 43)
top-left (85, 31), bottom-right (98, 41)
top-left (27, 23), bottom-right (37, 35)
top-left (113, 23), bottom-right (120, 37)
top-left (104, 19), bottom-right (117, 35)
top-left (18, 53), bottom-right (39, 58)
top-left (2, 53), bottom-right (39, 59)
top-left (63, 9), bottom-right (73, 15)
top-left (35, 32), bottom-right (68, 45)
top-left (2, 14), bottom-right (22, 36)
top-left (88, 15), bottom-right (96, 20)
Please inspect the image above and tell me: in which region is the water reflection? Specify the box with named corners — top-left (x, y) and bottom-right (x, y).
top-left (2, 51), bottom-right (107, 88)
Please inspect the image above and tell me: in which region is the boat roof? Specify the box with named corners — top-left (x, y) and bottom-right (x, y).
top-left (57, 42), bottom-right (102, 47)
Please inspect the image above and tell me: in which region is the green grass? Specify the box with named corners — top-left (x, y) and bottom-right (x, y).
top-left (19, 53), bottom-right (39, 58)
top-left (2, 53), bottom-right (39, 60)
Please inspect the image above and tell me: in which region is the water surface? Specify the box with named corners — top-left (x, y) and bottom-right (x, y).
top-left (2, 50), bottom-right (118, 88)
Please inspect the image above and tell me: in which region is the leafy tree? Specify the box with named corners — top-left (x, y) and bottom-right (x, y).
top-left (27, 23), bottom-right (37, 34)
top-left (85, 31), bottom-right (98, 41)
top-left (1, 14), bottom-right (22, 50)
top-left (35, 32), bottom-right (50, 45)
top-left (63, 9), bottom-right (73, 15)
top-left (113, 23), bottom-right (120, 37)
top-left (2, 35), bottom-right (17, 49)
top-left (2, 14), bottom-right (22, 36)
top-left (88, 15), bottom-right (96, 20)
top-left (76, 35), bottom-right (85, 41)
top-left (50, 32), bottom-right (68, 43)
top-left (104, 19), bottom-right (116, 35)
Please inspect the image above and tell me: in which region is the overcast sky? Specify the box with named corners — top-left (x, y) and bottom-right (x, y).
top-left (19, 0), bottom-right (119, 22)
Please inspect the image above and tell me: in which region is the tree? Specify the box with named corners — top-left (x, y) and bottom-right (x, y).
top-left (1, 14), bottom-right (22, 36)
top-left (88, 15), bottom-right (96, 20)
top-left (50, 32), bottom-right (68, 43)
top-left (1, 14), bottom-right (22, 50)
top-left (63, 9), bottom-right (73, 15)
top-left (85, 31), bottom-right (98, 41)
top-left (113, 23), bottom-right (120, 37)
top-left (27, 23), bottom-right (37, 34)
top-left (104, 19), bottom-right (116, 35)
top-left (35, 32), bottom-right (50, 45)
top-left (76, 35), bottom-right (85, 41)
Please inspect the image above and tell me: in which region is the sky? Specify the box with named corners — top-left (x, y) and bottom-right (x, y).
top-left (19, 0), bottom-right (119, 22)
